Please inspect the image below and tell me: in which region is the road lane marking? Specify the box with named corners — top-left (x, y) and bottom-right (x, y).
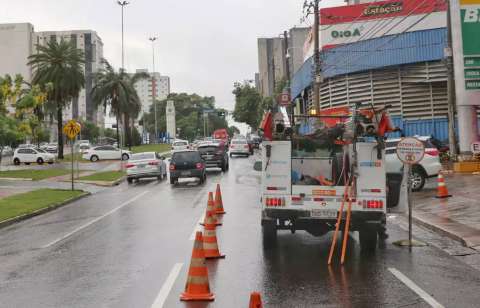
top-left (42, 190), bottom-right (150, 248)
top-left (151, 263), bottom-right (183, 308)
top-left (388, 268), bottom-right (445, 308)
top-left (189, 213), bottom-right (205, 240)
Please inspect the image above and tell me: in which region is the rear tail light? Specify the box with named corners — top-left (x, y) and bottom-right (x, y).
top-left (126, 163), bottom-right (135, 168)
top-left (196, 163), bottom-right (203, 169)
top-left (265, 197), bottom-right (286, 207)
top-left (169, 164), bottom-right (175, 171)
top-left (149, 161), bottom-right (159, 166)
top-left (425, 149), bottom-right (439, 156)
top-left (364, 200), bottom-right (384, 209)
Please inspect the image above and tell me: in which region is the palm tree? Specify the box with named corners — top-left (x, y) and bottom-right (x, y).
top-left (92, 59), bottom-right (148, 149)
top-left (28, 40), bottom-right (85, 159)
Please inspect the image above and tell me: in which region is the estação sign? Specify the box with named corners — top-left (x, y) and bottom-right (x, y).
top-left (363, 2), bottom-right (403, 16)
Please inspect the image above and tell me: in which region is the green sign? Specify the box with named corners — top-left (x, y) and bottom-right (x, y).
top-left (465, 80), bottom-right (480, 90)
top-left (465, 57), bottom-right (480, 67)
top-left (465, 68), bottom-right (480, 79)
top-left (461, 6), bottom-right (480, 56)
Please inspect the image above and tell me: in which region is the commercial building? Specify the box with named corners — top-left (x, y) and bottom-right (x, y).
top-left (0, 23), bottom-right (34, 82)
top-left (257, 27), bottom-right (309, 97)
top-left (291, 0), bottom-right (458, 141)
top-left (133, 69), bottom-right (170, 117)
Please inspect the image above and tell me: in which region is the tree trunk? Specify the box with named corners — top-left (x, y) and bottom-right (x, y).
top-left (57, 105), bottom-right (64, 159)
top-left (116, 115), bottom-right (120, 148)
top-left (124, 113), bottom-right (131, 150)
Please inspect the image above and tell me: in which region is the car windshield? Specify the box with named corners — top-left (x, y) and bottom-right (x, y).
top-left (172, 152), bottom-right (200, 162)
top-left (232, 140), bottom-right (247, 144)
top-left (131, 153), bottom-right (156, 161)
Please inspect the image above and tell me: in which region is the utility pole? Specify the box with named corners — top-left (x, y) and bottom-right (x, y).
top-left (149, 36), bottom-right (158, 144)
top-left (283, 30), bottom-right (291, 86)
top-left (312, 0), bottom-right (321, 113)
top-left (118, 1), bottom-right (129, 70)
top-left (446, 0), bottom-right (458, 156)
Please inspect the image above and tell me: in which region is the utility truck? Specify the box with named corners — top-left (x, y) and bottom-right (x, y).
top-left (255, 105), bottom-right (402, 251)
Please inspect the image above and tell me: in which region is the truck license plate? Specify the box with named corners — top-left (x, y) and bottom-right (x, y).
top-left (311, 209), bottom-right (337, 219)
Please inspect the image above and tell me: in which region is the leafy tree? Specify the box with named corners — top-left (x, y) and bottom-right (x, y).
top-left (28, 40), bottom-right (85, 159)
top-left (92, 59), bottom-right (148, 148)
top-left (79, 121), bottom-right (100, 143)
top-left (227, 126), bottom-right (240, 137)
top-left (0, 115), bottom-right (24, 170)
top-left (232, 82), bottom-right (262, 130)
top-left (143, 93), bottom-right (228, 141)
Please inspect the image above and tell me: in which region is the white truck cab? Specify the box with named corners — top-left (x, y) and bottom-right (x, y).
top-left (258, 139), bottom-right (390, 251)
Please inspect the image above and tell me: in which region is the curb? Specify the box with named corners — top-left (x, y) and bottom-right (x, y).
top-left (412, 214), bottom-right (469, 247)
top-left (0, 191), bottom-right (91, 230)
top-left (75, 177), bottom-right (125, 187)
top-left (0, 177), bottom-right (33, 181)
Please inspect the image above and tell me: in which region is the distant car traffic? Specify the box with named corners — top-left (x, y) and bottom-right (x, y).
top-left (126, 152), bottom-right (167, 183)
top-left (229, 139), bottom-right (250, 157)
top-left (169, 150), bottom-right (206, 185)
top-left (1, 146), bottom-right (13, 156)
top-left (171, 140), bottom-right (190, 152)
top-left (13, 148), bottom-right (55, 165)
top-left (197, 142), bottom-right (229, 172)
top-left (82, 146), bottom-right (131, 162)
top-left (45, 143), bottom-right (58, 154)
top-left (78, 143), bottom-right (90, 154)
top-left (385, 136), bottom-right (442, 191)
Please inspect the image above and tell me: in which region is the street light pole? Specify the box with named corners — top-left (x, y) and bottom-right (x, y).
top-left (312, 0), bottom-right (321, 113)
top-left (117, 1), bottom-right (129, 70)
top-left (149, 36), bottom-right (158, 143)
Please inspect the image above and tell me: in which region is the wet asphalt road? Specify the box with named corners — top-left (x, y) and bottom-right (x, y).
top-left (1, 155), bottom-right (480, 307)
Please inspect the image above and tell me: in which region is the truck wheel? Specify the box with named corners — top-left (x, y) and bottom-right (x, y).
top-left (262, 220), bottom-right (277, 248)
top-left (359, 227), bottom-right (378, 251)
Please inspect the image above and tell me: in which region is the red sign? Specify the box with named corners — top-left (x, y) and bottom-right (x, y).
top-left (278, 92), bottom-right (291, 106)
top-left (320, 0), bottom-right (446, 25)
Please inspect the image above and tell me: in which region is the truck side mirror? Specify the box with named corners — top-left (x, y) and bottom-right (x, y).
top-left (253, 161), bottom-right (262, 172)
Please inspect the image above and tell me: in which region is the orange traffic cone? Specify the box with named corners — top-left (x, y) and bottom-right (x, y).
top-left (249, 292), bottom-right (263, 308)
top-left (180, 231), bottom-right (215, 301)
top-left (214, 184), bottom-right (226, 215)
top-left (201, 192), bottom-right (222, 227)
top-left (435, 173), bottom-right (452, 199)
top-left (203, 212), bottom-right (225, 259)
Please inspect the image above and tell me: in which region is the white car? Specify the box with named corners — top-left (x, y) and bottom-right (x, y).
top-left (82, 145), bottom-right (131, 162)
top-left (126, 152), bottom-right (167, 183)
top-left (229, 139), bottom-right (250, 157)
top-left (13, 148), bottom-right (55, 165)
top-left (385, 136), bottom-right (442, 191)
top-left (45, 143), bottom-right (58, 154)
top-left (77, 143), bottom-right (91, 154)
top-left (171, 140), bottom-right (189, 152)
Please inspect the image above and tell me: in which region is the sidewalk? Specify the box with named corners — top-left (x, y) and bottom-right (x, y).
top-left (412, 173), bottom-right (480, 250)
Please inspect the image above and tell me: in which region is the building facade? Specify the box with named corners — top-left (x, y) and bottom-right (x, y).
top-left (0, 23), bottom-right (34, 82)
top-left (133, 69), bottom-right (170, 118)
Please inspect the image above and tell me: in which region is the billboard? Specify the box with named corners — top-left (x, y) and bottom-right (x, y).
top-left (304, 0), bottom-right (447, 60)
top-left (460, 0), bottom-right (480, 90)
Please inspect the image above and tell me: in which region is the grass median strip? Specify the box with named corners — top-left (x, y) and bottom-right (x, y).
top-left (128, 144), bottom-right (171, 154)
top-left (0, 169), bottom-right (70, 181)
top-left (78, 171), bottom-right (125, 182)
top-left (0, 189), bottom-right (85, 222)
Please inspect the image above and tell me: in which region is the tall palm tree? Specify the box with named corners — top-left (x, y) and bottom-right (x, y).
top-left (28, 40), bottom-right (85, 159)
top-left (92, 59), bottom-right (148, 149)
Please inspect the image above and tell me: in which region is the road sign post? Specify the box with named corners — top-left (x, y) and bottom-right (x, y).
top-left (63, 120), bottom-right (81, 191)
top-left (394, 137), bottom-right (427, 248)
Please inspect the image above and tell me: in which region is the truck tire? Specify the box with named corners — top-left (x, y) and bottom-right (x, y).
top-left (262, 220), bottom-right (277, 248)
top-left (359, 227), bottom-right (378, 251)
top-left (386, 173), bottom-right (402, 208)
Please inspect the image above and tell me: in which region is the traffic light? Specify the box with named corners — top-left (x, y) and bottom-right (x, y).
top-left (218, 111), bottom-right (226, 117)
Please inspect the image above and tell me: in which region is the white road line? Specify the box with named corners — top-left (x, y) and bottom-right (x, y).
top-left (388, 268), bottom-right (445, 308)
top-left (151, 263), bottom-right (183, 308)
top-left (189, 213), bottom-right (205, 240)
top-left (41, 190), bottom-right (150, 249)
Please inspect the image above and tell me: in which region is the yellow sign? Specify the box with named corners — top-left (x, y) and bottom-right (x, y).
top-left (63, 120), bottom-right (81, 140)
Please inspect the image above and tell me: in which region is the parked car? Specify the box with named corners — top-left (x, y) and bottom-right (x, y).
top-left (126, 152), bottom-right (167, 183)
top-left (13, 148), bottom-right (55, 165)
top-left (169, 150), bottom-right (206, 185)
top-left (197, 142), bottom-right (229, 172)
top-left (45, 143), bottom-right (58, 154)
top-left (171, 140), bottom-right (190, 152)
top-left (229, 139), bottom-right (250, 157)
top-left (385, 136), bottom-right (442, 191)
top-left (1, 146), bottom-right (13, 157)
top-left (82, 145), bottom-right (131, 162)
top-left (78, 143), bottom-right (90, 154)
top-left (18, 144), bottom-right (34, 149)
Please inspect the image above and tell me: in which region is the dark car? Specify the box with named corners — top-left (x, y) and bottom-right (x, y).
top-left (169, 150), bottom-right (206, 185)
top-left (197, 142), bottom-right (229, 172)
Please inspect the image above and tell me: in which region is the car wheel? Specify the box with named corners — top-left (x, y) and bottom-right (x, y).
top-left (170, 177), bottom-right (177, 185)
top-left (90, 155), bottom-right (99, 162)
top-left (410, 167), bottom-right (426, 192)
top-left (229, 153), bottom-right (233, 158)
top-left (122, 153), bottom-right (129, 161)
top-left (359, 227), bottom-right (378, 251)
top-left (37, 158), bottom-right (44, 165)
top-left (127, 178), bottom-right (133, 184)
top-left (13, 158), bottom-right (20, 165)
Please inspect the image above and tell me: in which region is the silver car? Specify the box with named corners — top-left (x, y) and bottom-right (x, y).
top-left (126, 152), bottom-right (167, 183)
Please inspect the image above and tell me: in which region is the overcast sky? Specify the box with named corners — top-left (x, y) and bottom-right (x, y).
top-left (2, 0), bottom-right (344, 112)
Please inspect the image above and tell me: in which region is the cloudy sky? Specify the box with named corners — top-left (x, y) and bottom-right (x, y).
top-left (2, 0), bottom-right (344, 112)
